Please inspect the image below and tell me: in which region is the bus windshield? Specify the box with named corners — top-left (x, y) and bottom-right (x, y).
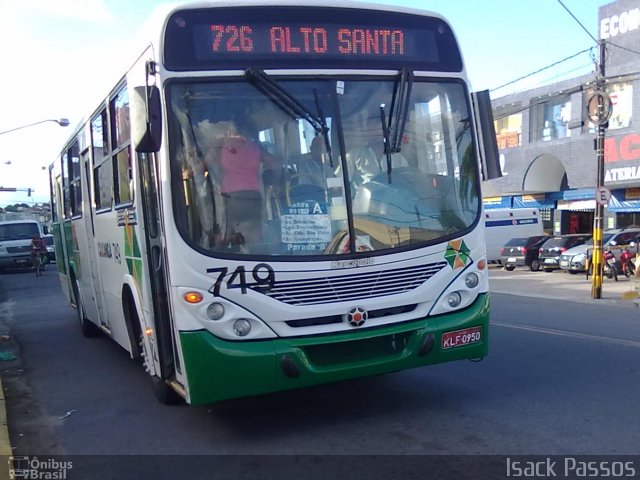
top-left (169, 76), bottom-right (479, 257)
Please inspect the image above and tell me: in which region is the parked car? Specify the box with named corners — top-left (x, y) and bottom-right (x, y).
top-left (538, 234), bottom-right (592, 272)
top-left (559, 228), bottom-right (640, 274)
top-left (43, 234), bottom-right (56, 263)
top-left (499, 235), bottom-right (549, 271)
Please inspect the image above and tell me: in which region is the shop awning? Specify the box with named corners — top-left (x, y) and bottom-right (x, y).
top-left (482, 196), bottom-right (512, 209)
top-left (608, 190), bottom-right (640, 213)
top-left (512, 194), bottom-right (555, 209)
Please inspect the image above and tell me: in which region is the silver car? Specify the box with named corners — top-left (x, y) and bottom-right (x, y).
top-left (559, 228), bottom-right (640, 274)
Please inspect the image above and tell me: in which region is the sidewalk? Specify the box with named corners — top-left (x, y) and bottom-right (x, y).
top-left (488, 266), bottom-right (640, 307)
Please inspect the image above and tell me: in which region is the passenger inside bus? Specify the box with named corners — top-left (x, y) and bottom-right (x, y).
top-left (202, 120), bottom-right (282, 252)
top-left (285, 135), bottom-right (330, 205)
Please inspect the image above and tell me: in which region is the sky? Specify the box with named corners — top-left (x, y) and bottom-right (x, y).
top-left (0, 0), bottom-right (613, 206)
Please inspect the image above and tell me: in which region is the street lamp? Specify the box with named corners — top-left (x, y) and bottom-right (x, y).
top-left (0, 118), bottom-right (70, 136)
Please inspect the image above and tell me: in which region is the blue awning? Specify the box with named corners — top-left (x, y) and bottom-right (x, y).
top-left (483, 196), bottom-right (512, 209)
top-left (608, 190), bottom-right (640, 212)
top-left (512, 194), bottom-right (556, 209)
top-left (547, 188), bottom-right (594, 201)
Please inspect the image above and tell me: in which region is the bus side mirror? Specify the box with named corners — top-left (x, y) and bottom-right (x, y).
top-left (471, 90), bottom-right (502, 180)
top-left (131, 86), bottom-right (162, 153)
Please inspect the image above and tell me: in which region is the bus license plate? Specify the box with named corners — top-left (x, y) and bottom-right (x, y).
top-left (441, 326), bottom-right (482, 350)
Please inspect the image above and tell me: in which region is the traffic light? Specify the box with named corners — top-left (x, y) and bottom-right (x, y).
top-left (27, 188), bottom-right (31, 197)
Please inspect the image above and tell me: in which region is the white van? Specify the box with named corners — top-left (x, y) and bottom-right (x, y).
top-left (0, 220), bottom-right (45, 270)
top-left (484, 208), bottom-right (544, 263)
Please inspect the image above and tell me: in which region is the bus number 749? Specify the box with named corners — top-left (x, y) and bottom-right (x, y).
top-left (206, 264), bottom-right (275, 296)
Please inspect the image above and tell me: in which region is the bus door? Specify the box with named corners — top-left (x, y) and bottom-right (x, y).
top-left (138, 151), bottom-right (181, 386)
top-left (80, 150), bottom-right (107, 327)
top-left (53, 175), bottom-right (70, 286)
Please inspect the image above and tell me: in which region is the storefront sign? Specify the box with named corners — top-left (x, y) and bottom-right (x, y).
top-left (604, 133), bottom-right (640, 163)
top-left (625, 188), bottom-right (640, 199)
top-left (600, 6), bottom-right (640, 39)
top-left (557, 200), bottom-right (596, 210)
top-left (605, 165), bottom-right (640, 183)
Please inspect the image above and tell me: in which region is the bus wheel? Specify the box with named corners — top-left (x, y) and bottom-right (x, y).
top-left (73, 281), bottom-right (101, 338)
top-left (130, 305), bottom-right (182, 405)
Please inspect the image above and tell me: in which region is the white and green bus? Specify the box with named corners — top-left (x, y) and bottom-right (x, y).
top-left (50, 0), bottom-right (501, 405)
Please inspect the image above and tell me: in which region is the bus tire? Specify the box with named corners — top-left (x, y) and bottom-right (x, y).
top-left (127, 298), bottom-right (183, 405)
top-left (72, 281), bottom-right (100, 338)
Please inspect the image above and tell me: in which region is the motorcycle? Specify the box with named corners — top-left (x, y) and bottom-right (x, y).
top-left (604, 250), bottom-right (618, 281)
top-left (619, 247), bottom-right (636, 278)
top-left (588, 250), bottom-right (619, 281)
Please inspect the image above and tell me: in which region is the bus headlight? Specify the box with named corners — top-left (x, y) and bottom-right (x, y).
top-left (207, 303), bottom-right (225, 320)
top-left (464, 272), bottom-right (479, 289)
top-left (176, 287), bottom-right (277, 340)
top-left (428, 263), bottom-right (487, 316)
top-left (447, 292), bottom-right (462, 308)
top-left (233, 319), bottom-right (252, 337)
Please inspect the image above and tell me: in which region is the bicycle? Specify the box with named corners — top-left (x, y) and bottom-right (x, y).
top-left (31, 251), bottom-right (46, 276)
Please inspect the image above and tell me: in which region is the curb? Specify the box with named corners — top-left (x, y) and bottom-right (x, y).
top-left (0, 277), bottom-right (12, 480)
top-left (0, 377), bottom-right (11, 455)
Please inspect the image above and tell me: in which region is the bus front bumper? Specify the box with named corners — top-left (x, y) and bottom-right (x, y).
top-left (179, 293), bottom-right (489, 405)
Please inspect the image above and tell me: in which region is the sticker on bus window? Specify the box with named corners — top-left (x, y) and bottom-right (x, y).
top-left (281, 201), bottom-right (331, 253)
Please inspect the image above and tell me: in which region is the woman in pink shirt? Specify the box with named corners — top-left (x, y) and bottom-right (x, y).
top-left (204, 123), bottom-right (280, 251)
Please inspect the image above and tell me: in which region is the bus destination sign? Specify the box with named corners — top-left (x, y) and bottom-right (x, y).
top-left (164, 7), bottom-right (462, 71)
top-left (204, 24), bottom-right (409, 58)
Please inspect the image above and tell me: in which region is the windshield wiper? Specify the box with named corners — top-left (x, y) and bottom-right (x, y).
top-left (246, 68), bottom-right (327, 132)
top-left (380, 68), bottom-right (413, 184)
top-left (313, 88), bottom-right (333, 168)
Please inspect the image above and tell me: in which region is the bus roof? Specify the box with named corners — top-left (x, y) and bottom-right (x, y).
top-left (52, 0), bottom-right (461, 165)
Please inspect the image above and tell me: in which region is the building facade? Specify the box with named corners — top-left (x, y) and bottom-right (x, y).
top-left (483, 0), bottom-right (639, 235)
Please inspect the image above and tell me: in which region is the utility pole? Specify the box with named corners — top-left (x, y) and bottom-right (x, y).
top-left (590, 40), bottom-right (611, 299)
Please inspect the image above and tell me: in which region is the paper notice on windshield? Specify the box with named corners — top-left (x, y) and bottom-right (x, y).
top-left (281, 201), bottom-right (331, 252)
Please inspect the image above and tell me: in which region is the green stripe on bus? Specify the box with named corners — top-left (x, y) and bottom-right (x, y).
top-left (180, 294), bottom-right (489, 405)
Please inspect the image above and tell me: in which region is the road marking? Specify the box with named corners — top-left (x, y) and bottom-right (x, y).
top-left (492, 321), bottom-right (640, 348)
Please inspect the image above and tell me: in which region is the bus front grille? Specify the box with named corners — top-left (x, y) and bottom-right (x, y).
top-left (284, 304), bottom-right (417, 328)
top-left (261, 261), bottom-right (447, 305)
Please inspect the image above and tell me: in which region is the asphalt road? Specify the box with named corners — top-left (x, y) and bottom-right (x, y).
top-left (1, 266), bottom-right (639, 478)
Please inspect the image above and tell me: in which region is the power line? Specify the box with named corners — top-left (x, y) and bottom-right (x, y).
top-left (555, 0), bottom-right (640, 56)
top-left (490, 47), bottom-right (594, 92)
top-left (555, 0), bottom-right (599, 45)
top-left (607, 41), bottom-right (640, 56)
